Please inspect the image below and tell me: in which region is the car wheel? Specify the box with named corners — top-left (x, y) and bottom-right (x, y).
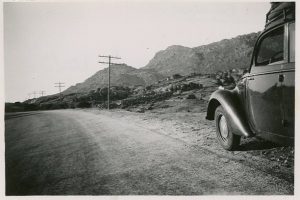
top-left (215, 105), bottom-right (240, 150)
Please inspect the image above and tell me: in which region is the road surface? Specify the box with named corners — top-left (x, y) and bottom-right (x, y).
top-left (5, 110), bottom-right (293, 195)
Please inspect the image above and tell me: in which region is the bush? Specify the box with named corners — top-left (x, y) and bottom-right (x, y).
top-left (5, 103), bottom-right (25, 112)
top-left (39, 102), bottom-right (68, 110)
top-left (39, 103), bottom-right (54, 110)
top-left (77, 100), bottom-right (91, 108)
top-left (23, 103), bottom-right (39, 111)
top-left (121, 91), bottom-right (173, 108)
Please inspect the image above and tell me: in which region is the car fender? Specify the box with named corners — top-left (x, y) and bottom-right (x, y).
top-left (206, 88), bottom-right (253, 137)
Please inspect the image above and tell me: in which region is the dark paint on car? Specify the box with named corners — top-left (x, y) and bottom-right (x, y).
top-left (206, 2), bottom-right (295, 150)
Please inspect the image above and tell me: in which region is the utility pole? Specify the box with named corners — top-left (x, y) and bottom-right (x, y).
top-left (98, 55), bottom-right (122, 110)
top-left (28, 93), bottom-right (32, 100)
top-left (32, 91), bottom-right (37, 98)
top-left (54, 82), bottom-right (65, 94)
top-left (40, 91), bottom-right (46, 97)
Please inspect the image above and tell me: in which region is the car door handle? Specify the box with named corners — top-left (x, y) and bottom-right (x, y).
top-left (248, 77), bottom-right (255, 80)
top-left (279, 74), bottom-right (284, 82)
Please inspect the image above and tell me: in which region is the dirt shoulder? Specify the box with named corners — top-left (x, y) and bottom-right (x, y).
top-left (84, 106), bottom-right (294, 185)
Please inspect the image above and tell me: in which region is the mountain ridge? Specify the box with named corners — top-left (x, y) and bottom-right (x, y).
top-left (143, 32), bottom-right (259, 76)
top-left (63, 32), bottom-right (260, 94)
top-left (63, 64), bottom-right (165, 94)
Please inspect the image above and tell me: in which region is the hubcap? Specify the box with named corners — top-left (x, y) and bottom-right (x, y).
top-left (219, 115), bottom-right (229, 139)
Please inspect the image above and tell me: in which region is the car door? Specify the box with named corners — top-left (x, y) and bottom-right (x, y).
top-left (246, 25), bottom-right (286, 136)
top-left (281, 22), bottom-right (295, 137)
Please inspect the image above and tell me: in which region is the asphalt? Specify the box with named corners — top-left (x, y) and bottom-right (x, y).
top-left (5, 109), bottom-right (294, 195)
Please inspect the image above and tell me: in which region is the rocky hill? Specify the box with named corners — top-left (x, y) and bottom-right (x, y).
top-left (62, 32), bottom-right (259, 95)
top-left (63, 64), bottom-right (165, 94)
top-left (142, 45), bottom-right (204, 76)
top-left (143, 32), bottom-right (259, 76)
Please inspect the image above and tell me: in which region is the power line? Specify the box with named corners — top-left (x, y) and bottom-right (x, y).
top-left (99, 55), bottom-right (121, 59)
top-left (98, 55), bottom-right (122, 110)
top-left (54, 82), bottom-right (65, 94)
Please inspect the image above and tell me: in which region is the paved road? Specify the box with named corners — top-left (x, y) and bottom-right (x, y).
top-left (5, 110), bottom-right (293, 195)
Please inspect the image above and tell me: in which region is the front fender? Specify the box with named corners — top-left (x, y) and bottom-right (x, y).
top-left (206, 89), bottom-right (253, 137)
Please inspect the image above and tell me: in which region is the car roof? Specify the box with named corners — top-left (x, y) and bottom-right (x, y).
top-left (264, 2), bottom-right (295, 31)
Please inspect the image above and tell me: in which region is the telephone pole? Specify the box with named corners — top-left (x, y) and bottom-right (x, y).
top-left (98, 55), bottom-right (121, 110)
top-left (32, 91), bottom-right (37, 98)
top-left (54, 82), bottom-right (65, 94)
top-left (40, 91), bottom-right (46, 97)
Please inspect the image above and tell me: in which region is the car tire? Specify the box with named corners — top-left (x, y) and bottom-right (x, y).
top-left (215, 105), bottom-right (240, 150)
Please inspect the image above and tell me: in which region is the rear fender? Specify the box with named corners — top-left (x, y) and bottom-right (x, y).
top-left (206, 89), bottom-right (253, 137)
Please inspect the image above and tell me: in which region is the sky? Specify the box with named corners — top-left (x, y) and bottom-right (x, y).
top-left (4, 1), bottom-right (271, 102)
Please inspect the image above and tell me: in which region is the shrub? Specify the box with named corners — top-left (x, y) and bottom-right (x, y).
top-left (77, 100), bottom-right (91, 108)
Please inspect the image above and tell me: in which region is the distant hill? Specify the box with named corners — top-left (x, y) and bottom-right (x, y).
top-left (63, 64), bottom-right (165, 94)
top-left (143, 32), bottom-right (259, 76)
top-left (142, 45), bottom-right (203, 76)
top-left (62, 32), bottom-right (259, 95)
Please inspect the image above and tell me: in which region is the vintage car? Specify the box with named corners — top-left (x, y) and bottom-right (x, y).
top-left (206, 2), bottom-right (295, 150)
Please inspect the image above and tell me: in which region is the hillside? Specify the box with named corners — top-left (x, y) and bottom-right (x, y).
top-left (193, 32), bottom-right (259, 73)
top-left (63, 32), bottom-right (259, 95)
top-left (14, 31), bottom-right (261, 106)
top-left (142, 45), bottom-right (204, 76)
top-left (63, 64), bottom-right (165, 94)
top-left (143, 32), bottom-right (259, 76)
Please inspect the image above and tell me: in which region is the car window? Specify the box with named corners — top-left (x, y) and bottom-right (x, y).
top-left (255, 26), bottom-right (284, 66)
top-left (289, 23), bottom-right (295, 62)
